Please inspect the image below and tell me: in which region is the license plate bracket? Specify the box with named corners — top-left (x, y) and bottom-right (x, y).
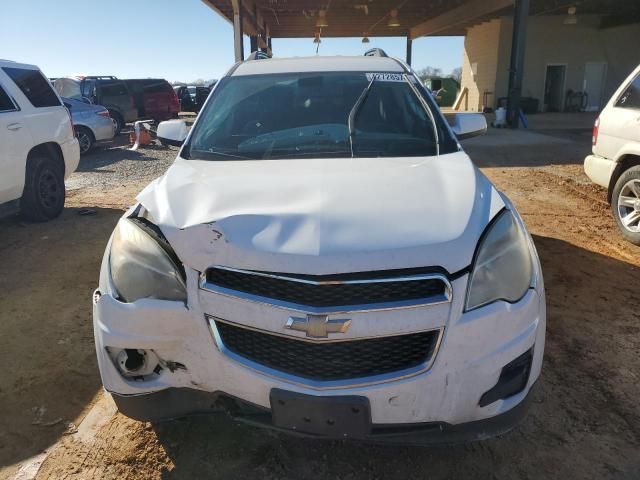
top-left (270, 389), bottom-right (371, 438)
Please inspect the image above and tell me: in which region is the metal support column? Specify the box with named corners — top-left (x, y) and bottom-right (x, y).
top-left (406, 37), bottom-right (413, 66)
top-left (506, 0), bottom-right (529, 128)
top-left (232, 0), bottom-right (244, 62)
top-left (249, 35), bottom-right (258, 52)
top-left (260, 22), bottom-right (269, 53)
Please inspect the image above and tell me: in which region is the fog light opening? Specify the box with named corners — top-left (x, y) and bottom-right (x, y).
top-left (115, 349), bottom-right (157, 377)
top-left (123, 349), bottom-right (146, 373)
top-left (107, 347), bottom-right (164, 379)
top-left (479, 348), bottom-right (533, 407)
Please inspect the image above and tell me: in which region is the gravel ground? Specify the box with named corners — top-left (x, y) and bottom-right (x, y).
top-left (66, 129), bottom-right (180, 193)
top-left (1, 121), bottom-right (639, 480)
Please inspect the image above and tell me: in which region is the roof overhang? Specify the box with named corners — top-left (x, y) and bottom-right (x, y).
top-left (201, 0), bottom-right (640, 40)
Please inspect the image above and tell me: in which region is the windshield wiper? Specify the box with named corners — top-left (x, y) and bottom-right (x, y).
top-left (347, 76), bottom-right (376, 158)
top-left (189, 149), bottom-right (250, 160)
top-left (276, 149), bottom-right (351, 159)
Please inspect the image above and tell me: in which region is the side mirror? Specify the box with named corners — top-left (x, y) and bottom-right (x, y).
top-left (157, 120), bottom-right (188, 147)
top-left (452, 113), bottom-right (487, 140)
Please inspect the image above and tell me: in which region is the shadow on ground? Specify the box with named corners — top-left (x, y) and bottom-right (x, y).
top-left (463, 128), bottom-right (591, 168)
top-left (0, 207), bottom-right (122, 472)
top-left (129, 236), bottom-right (640, 480)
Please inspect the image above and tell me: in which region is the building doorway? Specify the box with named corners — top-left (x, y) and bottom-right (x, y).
top-left (584, 62), bottom-right (608, 111)
top-left (544, 64), bottom-right (567, 112)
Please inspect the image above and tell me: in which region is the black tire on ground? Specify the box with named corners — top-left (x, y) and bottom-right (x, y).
top-left (20, 154), bottom-right (66, 222)
top-left (109, 110), bottom-right (124, 135)
top-left (611, 165), bottom-right (640, 246)
top-left (75, 126), bottom-right (95, 155)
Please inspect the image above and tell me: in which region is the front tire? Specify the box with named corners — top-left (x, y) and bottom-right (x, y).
top-left (75, 126), bottom-right (94, 155)
top-left (109, 110), bottom-right (124, 135)
top-left (611, 165), bottom-right (640, 246)
top-left (21, 154), bottom-right (65, 222)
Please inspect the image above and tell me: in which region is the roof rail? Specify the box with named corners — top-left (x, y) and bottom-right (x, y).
top-left (84, 75), bottom-right (119, 80)
top-left (246, 51), bottom-right (271, 61)
top-left (364, 48), bottom-right (388, 57)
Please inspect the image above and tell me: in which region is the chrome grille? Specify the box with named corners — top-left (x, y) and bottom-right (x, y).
top-left (201, 266), bottom-right (451, 312)
top-left (213, 319), bottom-right (441, 382)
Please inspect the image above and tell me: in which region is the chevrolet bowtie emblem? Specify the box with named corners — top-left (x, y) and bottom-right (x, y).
top-left (286, 314), bottom-right (351, 338)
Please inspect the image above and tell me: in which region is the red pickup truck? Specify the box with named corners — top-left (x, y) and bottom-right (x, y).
top-left (124, 79), bottom-right (180, 123)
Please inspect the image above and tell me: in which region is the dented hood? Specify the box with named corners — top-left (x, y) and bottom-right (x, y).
top-left (137, 153), bottom-right (505, 274)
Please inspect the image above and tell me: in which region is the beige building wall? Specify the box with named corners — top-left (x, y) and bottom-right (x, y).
top-left (462, 15), bottom-right (640, 112)
top-left (460, 19), bottom-right (502, 112)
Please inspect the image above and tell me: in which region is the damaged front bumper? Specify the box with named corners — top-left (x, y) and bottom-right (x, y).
top-left (93, 251), bottom-right (545, 443)
top-left (109, 383), bottom-right (537, 445)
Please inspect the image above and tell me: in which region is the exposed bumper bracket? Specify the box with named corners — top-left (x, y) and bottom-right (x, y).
top-left (111, 382), bottom-right (537, 445)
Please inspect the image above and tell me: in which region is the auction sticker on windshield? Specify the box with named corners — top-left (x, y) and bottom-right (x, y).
top-left (366, 73), bottom-right (404, 82)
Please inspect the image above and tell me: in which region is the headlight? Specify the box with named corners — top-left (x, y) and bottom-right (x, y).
top-left (109, 217), bottom-right (186, 303)
top-left (465, 210), bottom-right (532, 311)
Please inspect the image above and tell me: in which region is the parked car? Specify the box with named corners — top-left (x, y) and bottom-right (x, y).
top-left (424, 77), bottom-right (459, 107)
top-left (174, 85), bottom-right (210, 113)
top-left (54, 76), bottom-right (137, 135)
top-left (93, 53), bottom-right (545, 444)
top-left (0, 60), bottom-right (79, 221)
top-left (124, 79), bottom-right (180, 123)
top-left (584, 64), bottom-right (640, 245)
top-left (62, 97), bottom-right (116, 155)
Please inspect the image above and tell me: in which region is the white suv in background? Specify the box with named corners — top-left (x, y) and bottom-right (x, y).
top-left (0, 60), bottom-right (80, 221)
top-left (584, 64), bottom-right (640, 245)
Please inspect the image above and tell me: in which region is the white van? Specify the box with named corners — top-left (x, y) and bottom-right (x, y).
top-left (0, 60), bottom-right (80, 221)
top-left (584, 64), bottom-right (640, 245)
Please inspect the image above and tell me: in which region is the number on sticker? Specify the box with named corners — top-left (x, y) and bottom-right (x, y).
top-left (365, 73), bottom-right (405, 82)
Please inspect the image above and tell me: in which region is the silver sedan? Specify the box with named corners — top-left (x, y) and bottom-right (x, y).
top-left (63, 97), bottom-right (116, 155)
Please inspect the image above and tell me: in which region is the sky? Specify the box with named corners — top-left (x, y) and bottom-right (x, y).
top-left (1, 0), bottom-right (463, 83)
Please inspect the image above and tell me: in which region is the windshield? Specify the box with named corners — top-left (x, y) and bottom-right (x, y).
top-left (185, 71), bottom-right (455, 161)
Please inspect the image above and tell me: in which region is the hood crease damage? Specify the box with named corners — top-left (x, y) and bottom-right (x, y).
top-left (137, 153), bottom-right (504, 274)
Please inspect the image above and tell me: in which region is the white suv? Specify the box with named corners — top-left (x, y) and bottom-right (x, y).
top-left (93, 53), bottom-right (545, 444)
top-left (584, 64), bottom-right (640, 245)
top-left (0, 60), bottom-right (80, 221)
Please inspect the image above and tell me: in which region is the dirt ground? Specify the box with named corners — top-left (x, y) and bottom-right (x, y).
top-left (1, 118), bottom-right (639, 479)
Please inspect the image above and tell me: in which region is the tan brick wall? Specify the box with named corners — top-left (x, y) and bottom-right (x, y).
top-left (463, 16), bottom-right (640, 112)
top-left (460, 19), bottom-right (502, 112)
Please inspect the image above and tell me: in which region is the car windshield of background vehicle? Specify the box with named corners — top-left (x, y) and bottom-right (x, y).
top-left (101, 81), bottom-right (128, 97)
top-left (616, 73), bottom-right (640, 109)
top-left (2, 67), bottom-right (60, 108)
top-left (0, 83), bottom-right (17, 112)
top-left (142, 81), bottom-right (173, 94)
top-left (186, 72), bottom-right (456, 161)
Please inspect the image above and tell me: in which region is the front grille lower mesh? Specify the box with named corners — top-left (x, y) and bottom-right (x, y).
top-left (215, 320), bottom-right (440, 381)
top-left (205, 268), bottom-right (447, 308)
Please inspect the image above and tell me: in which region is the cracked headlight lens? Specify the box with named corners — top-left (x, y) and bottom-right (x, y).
top-left (109, 218), bottom-right (186, 303)
top-left (465, 210), bottom-right (532, 311)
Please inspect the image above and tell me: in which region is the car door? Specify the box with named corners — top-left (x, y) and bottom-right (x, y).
top-left (0, 79), bottom-right (33, 204)
top-left (596, 69), bottom-right (640, 159)
top-left (100, 80), bottom-right (137, 122)
top-left (195, 87), bottom-right (210, 111)
top-left (141, 80), bottom-right (174, 120)
top-left (81, 79), bottom-right (97, 103)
